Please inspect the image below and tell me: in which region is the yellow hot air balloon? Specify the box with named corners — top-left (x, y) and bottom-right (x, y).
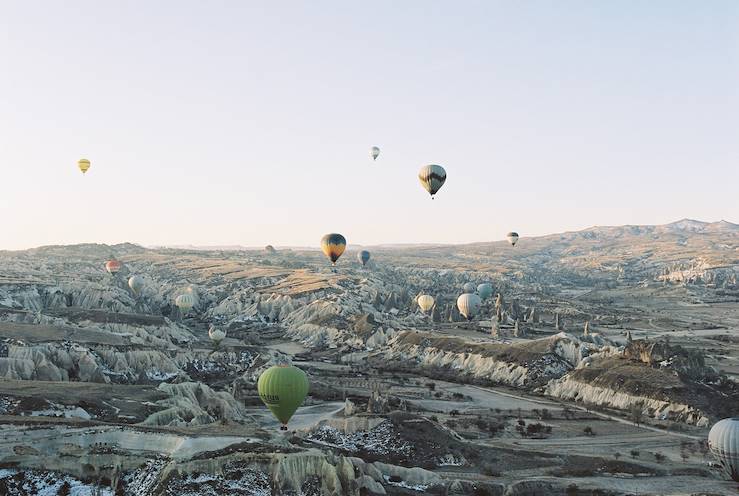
top-left (320, 233), bottom-right (346, 267)
top-left (417, 294), bottom-right (435, 313)
top-left (78, 159), bottom-right (91, 175)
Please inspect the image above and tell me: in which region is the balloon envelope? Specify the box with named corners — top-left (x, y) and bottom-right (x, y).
top-left (506, 232), bottom-right (519, 246)
top-left (258, 365), bottom-right (310, 427)
top-left (105, 260), bottom-right (122, 274)
top-left (462, 282), bottom-right (476, 294)
top-left (457, 293), bottom-right (482, 320)
top-left (709, 417), bottom-right (739, 481)
top-left (417, 295), bottom-right (435, 313)
top-left (175, 294), bottom-right (194, 312)
top-left (358, 250), bottom-right (370, 266)
top-left (128, 275), bottom-right (145, 295)
top-left (78, 158), bottom-right (90, 174)
top-left (477, 283), bottom-right (493, 300)
top-left (321, 233), bottom-right (347, 266)
top-left (371, 146), bottom-right (380, 160)
top-left (418, 164), bottom-right (446, 198)
top-left (209, 326), bottom-right (227, 344)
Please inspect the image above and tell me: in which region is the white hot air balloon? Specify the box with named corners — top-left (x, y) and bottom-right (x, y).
top-left (457, 293), bottom-right (482, 321)
top-left (128, 275), bottom-right (145, 296)
top-left (371, 146), bottom-right (380, 161)
top-left (209, 325), bottom-right (227, 346)
top-left (708, 417), bottom-right (739, 481)
top-left (417, 295), bottom-right (435, 313)
top-left (506, 232), bottom-right (520, 246)
top-left (175, 294), bottom-right (194, 313)
top-left (462, 282), bottom-right (476, 294)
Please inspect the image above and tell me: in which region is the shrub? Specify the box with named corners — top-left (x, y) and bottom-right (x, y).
top-left (58, 482), bottom-right (72, 496)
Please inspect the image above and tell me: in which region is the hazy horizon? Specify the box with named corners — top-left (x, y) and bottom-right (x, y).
top-left (2, 1), bottom-right (737, 250)
top-left (3, 216), bottom-right (735, 252)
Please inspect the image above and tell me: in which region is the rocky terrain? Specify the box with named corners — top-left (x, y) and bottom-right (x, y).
top-left (0, 219), bottom-right (737, 495)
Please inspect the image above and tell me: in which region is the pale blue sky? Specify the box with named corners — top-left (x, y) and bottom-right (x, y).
top-left (1, 1), bottom-right (737, 250)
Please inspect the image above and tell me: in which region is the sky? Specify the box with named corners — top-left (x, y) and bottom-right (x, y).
top-left (1, 1), bottom-right (737, 250)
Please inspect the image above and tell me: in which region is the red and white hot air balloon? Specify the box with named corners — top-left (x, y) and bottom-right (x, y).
top-left (105, 260), bottom-right (122, 275)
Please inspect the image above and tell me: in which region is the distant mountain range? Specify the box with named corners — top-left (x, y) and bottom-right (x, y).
top-left (150, 219), bottom-right (738, 251)
top-left (3, 219), bottom-right (735, 255)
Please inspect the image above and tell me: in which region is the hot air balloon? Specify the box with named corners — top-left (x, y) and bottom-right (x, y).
top-left (320, 233), bottom-right (346, 267)
top-left (78, 159), bottom-right (91, 175)
top-left (457, 293), bottom-right (482, 321)
top-left (708, 417), bottom-right (739, 481)
top-left (371, 146), bottom-right (380, 161)
top-left (358, 250), bottom-right (371, 267)
top-left (477, 283), bottom-right (493, 300)
top-left (507, 232), bottom-right (519, 246)
top-left (417, 295), bottom-right (435, 313)
top-left (184, 284), bottom-right (200, 307)
top-left (128, 275), bottom-right (145, 295)
top-left (418, 164), bottom-right (446, 199)
top-left (258, 364), bottom-right (310, 430)
top-left (105, 260), bottom-right (122, 275)
top-left (175, 294), bottom-right (194, 313)
top-left (462, 282), bottom-right (476, 294)
top-left (209, 325), bottom-right (227, 346)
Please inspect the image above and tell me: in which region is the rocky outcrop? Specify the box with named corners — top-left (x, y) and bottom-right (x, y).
top-left (374, 332), bottom-right (590, 387)
top-left (545, 374), bottom-right (709, 426)
top-left (141, 381), bottom-right (247, 426)
top-left (623, 339), bottom-right (714, 380)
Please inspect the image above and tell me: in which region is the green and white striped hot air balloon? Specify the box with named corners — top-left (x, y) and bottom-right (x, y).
top-left (175, 293), bottom-right (194, 313)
